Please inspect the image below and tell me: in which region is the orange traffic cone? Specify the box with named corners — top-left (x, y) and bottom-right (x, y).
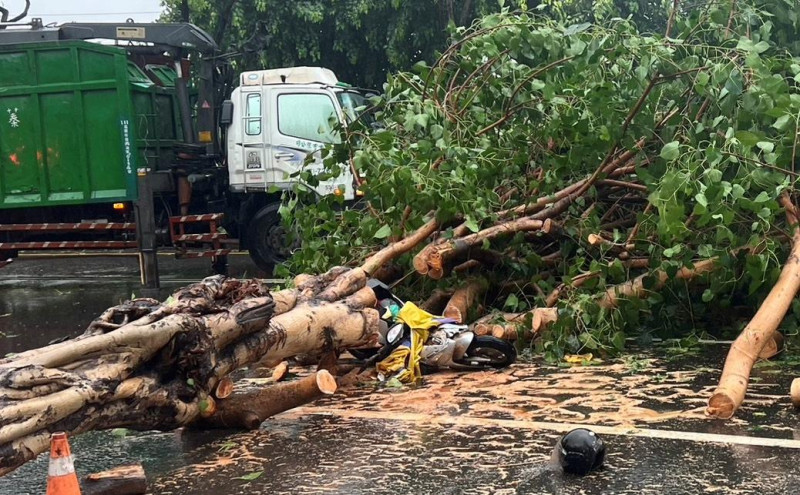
top-left (46, 432), bottom-right (81, 495)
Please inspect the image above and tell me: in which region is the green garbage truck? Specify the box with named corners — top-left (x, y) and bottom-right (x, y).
top-left (0, 19), bottom-right (370, 282)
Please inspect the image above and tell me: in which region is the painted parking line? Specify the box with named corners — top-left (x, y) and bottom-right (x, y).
top-left (288, 407), bottom-right (800, 449)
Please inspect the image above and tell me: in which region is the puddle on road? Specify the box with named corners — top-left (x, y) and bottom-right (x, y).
top-left (151, 415), bottom-right (800, 495)
top-left (0, 284), bottom-right (143, 354)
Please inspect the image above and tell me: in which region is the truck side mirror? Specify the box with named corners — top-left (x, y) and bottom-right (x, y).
top-left (219, 100), bottom-right (234, 125)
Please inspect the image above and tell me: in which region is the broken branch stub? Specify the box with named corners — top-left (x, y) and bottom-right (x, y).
top-left (443, 279), bottom-right (486, 323)
top-left (203, 370), bottom-right (338, 430)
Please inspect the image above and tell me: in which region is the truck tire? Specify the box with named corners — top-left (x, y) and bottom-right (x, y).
top-left (247, 203), bottom-right (293, 271)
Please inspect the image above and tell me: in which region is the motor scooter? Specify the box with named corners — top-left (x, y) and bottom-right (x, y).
top-left (351, 279), bottom-right (516, 373)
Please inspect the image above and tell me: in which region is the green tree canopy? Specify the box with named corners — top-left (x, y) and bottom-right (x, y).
top-left (161, 0), bottom-right (513, 88)
top-left (285, 0), bottom-right (800, 359)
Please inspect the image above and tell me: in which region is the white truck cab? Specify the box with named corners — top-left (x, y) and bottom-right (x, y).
top-left (221, 66), bottom-right (371, 268)
top-left (225, 66), bottom-right (365, 200)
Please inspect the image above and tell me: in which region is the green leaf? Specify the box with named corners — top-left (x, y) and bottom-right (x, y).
top-left (111, 428), bottom-right (129, 438)
top-left (753, 191), bottom-right (770, 203)
top-left (237, 471), bottom-right (264, 481)
top-left (735, 38), bottom-right (753, 51)
top-left (385, 377), bottom-right (404, 388)
top-left (504, 293), bottom-right (519, 310)
top-left (373, 225), bottom-right (392, 239)
top-left (723, 69), bottom-right (744, 97)
top-left (753, 41), bottom-right (770, 54)
top-left (735, 131), bottom-right (760, 147)
top-left (702, 289), bottom-right (714, 302)
top-left (564, 22), bottom-right (591, 36)
top-left (465, 216), bottom-right (480, 233)
top-left (695, 193), bottom-right (708, 208)
top-left (611, 332), bottom-right (626, 350)
top-left (660, 141), bottom-right (680, 161)
top-left (772, 114), bottom-right (792, 131)
top-left (756, 141), bottom-right (774, 153)
top-left (186, 378), bottom-right (195, 388)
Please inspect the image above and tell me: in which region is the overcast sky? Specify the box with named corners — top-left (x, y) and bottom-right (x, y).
top-left (5, 0), bottom-right (163, 23)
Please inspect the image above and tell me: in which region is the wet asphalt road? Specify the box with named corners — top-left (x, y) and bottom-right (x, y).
top-left (1, 255), bottom-right (799, 494)
top-left (0, 253), bottom-right (271, 354)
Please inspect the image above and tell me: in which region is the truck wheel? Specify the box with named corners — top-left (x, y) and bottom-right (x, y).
top-left (247, 203), bottom-right (294, 271)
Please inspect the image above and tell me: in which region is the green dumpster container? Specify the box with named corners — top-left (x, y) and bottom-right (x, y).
top-left (0, 40), bottom-right (181, 210)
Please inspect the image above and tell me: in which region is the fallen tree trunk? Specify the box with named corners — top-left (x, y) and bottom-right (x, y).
top-left (0, 216), bottom-right (445, 475)
top-left (470, 308), bottom-right (558, 340)
top-left (706, 230), bottom-right (800, 419)
top-left (599, 258), bottom-right (717, 309)
top-left (0, 269), bottom-right (380, 475)
top-left (443, 279), bottom-right (486, 323)
top-left (414, 218), bottom-right (545, 279)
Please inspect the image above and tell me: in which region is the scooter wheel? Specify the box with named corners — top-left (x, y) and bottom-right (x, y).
top-left (463, 336), bottom-right (517, 369)
top-left (348, 348), bottom-right (379, 361)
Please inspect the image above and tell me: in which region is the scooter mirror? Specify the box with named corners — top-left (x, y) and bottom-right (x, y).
top-left (387, 324), bottom-right (404, 344)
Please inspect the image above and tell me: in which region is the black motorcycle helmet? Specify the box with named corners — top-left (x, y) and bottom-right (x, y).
top-left (557, 428), bottom-right (606, 475)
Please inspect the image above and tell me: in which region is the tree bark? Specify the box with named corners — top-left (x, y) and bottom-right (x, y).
top-left (707, 230), bottom-right (800, 419)
top-left (443, 279), bottom-right (486, 323)
top-left (203, 370), bottom-right (338, 429)
top-left (0, 270), bottom-right (380, 475)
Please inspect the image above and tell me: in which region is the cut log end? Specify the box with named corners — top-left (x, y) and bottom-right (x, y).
top-left (84, 464), bottom-right (147, 495)
top-left (199, 396), bottom-right (217, 418)
top-left (272, 361), bottom-right (289, 382)
top-left (412, 251), bottom-right (430, 275)
top-left (491, 325), bottom-right (518, 341)
top-left (587, 233), bottom-right (605, 246)
top-left (791, 378), bottom-right (800, 408)
top-left (214, 377), bottom-right (234, 399)
top-left (532, 308), bottom-right (558, 332)
top-left (316, 370), bottom-right (338, 395)
top-left (472, 323), bottom-right (492, 336)
top-left (706, 393), bottom-right (736, 419)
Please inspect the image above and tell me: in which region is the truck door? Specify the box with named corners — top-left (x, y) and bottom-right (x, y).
top-left (266, 89), bottom-right (355, 199)
top-left (235, 88), bottom-right (268, 189)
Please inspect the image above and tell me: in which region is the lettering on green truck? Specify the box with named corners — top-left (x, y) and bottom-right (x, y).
top-left (120, 118), bottom-right (133, 175)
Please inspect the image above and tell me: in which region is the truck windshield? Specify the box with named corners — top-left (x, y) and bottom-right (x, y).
top-left (336, 90), bottom-right (375, 127)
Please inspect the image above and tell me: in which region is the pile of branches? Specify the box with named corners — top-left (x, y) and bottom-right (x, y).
top-left (286, 3), bottom-right (800, 412)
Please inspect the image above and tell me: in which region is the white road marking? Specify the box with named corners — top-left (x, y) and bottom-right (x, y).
top-left (289, 408), bottom-right (800, 449)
